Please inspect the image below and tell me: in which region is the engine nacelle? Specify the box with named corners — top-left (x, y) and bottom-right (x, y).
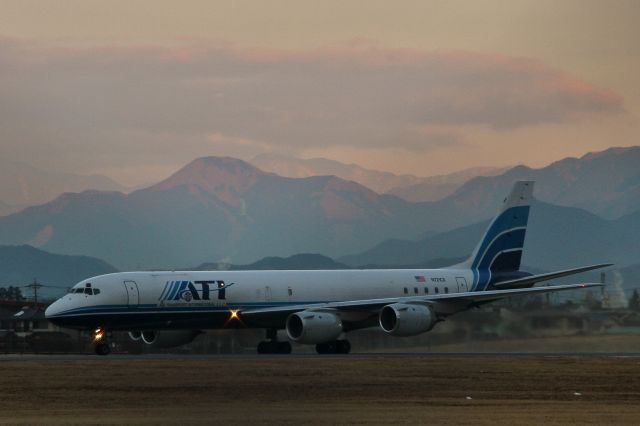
top-left (129, 330), bottom-right (201, 348)
top-left (128, 331), bottom-right (142, 341)
top-left (286, 310), bottom-right (343, 344)
top-left (379, 303), bottom-right (436, 337)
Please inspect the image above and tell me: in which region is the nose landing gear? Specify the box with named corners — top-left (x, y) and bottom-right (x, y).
top-left (93, 327), bottom-right (112, 356)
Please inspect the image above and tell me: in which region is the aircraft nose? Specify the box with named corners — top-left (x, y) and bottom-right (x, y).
top-left (45, 299), bottom-right (62, 319)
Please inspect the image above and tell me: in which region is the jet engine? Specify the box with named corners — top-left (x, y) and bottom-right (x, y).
top-left (379, 303), bottom-right (436, 337)
top-left (128, 331), bottom-right (142, 341)
top-left (286, 310), bottom-right (343, 344)
top-left (128, 330), bottom-right (201, 348)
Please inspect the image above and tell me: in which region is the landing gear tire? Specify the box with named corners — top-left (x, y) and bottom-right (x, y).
top-left (338, 339), bottom-right (351, 354)
top-left (95, 343), bottom-right (111, 356)
top-left (257, 329), bottom-right (291, 354)
top-left (257, 340), bottom-right (292, 354)
top-left (316, 339), bottom-right (351, 355)
top-left (277, 341), bottom-right (292, 354)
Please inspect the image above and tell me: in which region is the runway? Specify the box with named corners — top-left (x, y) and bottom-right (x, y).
top-left (3, 351), bottom-right (640, 361)
top-left (1, 354), bottom-right (640, 425)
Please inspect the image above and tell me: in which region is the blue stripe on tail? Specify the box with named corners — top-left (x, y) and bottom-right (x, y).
top-left (471, 205), bottom-right (530, 291)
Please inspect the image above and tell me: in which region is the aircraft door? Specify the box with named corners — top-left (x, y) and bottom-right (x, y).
top-left (456, 277), bottom-right (468, 293)
top-left (265, 286), bottom-right (272, 301)
top-left (124, 280), bottom-right (140, 306)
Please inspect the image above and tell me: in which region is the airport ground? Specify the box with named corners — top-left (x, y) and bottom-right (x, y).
top-left (1, 354), bottom-right (640, 425)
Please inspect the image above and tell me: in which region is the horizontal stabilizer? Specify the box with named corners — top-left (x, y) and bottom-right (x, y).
top-left (492, 263), bottom-right (613, 289)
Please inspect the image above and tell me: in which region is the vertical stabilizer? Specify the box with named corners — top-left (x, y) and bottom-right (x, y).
top-left (460, 181), bottom-right (534, 290)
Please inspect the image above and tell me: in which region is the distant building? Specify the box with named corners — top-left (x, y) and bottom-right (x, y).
top-left (0, 300), bottom-right (81, 352)
top-left (11, 306), bottom-right (54, 335)
top-left (0, 300), bottom-right (41, 331)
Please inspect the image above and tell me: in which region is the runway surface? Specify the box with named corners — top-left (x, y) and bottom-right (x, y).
top-left (3, 351), bottom-right (640, 361)
top-left (1, 353), bottom-right (640, 425)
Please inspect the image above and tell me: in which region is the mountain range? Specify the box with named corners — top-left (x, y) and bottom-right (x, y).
top-left (386, 166), bottom-right (510, 202)
top-left (193, 253), bottom-right (348, 271)
top-left (0, 200), bottom-right (15, 218)
top-left (438, 146), bottom-right (640, 220)
top-left (0, 158), bottom-right (438, 269)
top-left (363, 146), bottom-right (640, 237)
top-left (0, 146), bottom-right (638, 271)
top-left (0, 160), bottom-right (127, 216)
top-left (251, 153), bottom-right (506, 200)
top-left (251, 153), bottom-right (424, 194)
top-left (0, 245), bottom-right (117, 298)
top-left (339, 200), bottom-right (640, 271)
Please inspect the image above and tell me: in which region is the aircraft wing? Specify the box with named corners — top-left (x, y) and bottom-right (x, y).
top-left (491, 263), bottom-right (612, 289)
top-left (240, 282), bottom-right (603, 322)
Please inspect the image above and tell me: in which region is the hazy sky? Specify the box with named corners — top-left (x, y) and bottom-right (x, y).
top-left (1, 0), bottom-right (639, 185)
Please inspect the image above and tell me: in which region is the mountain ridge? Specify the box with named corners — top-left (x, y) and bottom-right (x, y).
top-left (0, 146), bottom-right (638, 270)
top-left (0, 157), bottom-right (433, 269)
top-left (251, 153), bottom-right (507, 199)
top-left (193, 253), bottom-right (349, 271)
top-left (339, 200), bottom-right (637, 271)
top-left (0, 160), bottom-right (127, 216)
top-left (446, 146), bottom-right (640, 219)
top-left (0, 245), bottom-right (117, 295)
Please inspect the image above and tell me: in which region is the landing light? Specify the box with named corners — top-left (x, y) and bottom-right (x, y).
top-left (93, 327), bottom-right (105, 343)
top-left (224, 309), bottom-right (244, 327)
top-left (223, 309), bottom-right (245, 327)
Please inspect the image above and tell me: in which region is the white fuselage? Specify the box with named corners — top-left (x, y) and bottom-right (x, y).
top-left (45, 268), bottom-right (474, 330)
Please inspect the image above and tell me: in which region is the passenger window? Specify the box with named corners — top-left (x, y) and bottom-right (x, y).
top-left (435, 287), bottom-right (439, 294)
top-left (403, 287), bottom-right (408, 295)
top-left (414, 287), bottom-right (418, 294)
top-left (445, 287), bottom-right (449, 294)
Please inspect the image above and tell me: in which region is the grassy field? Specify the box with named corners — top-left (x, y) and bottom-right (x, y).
top-left (1, 356), bottom-right (639, 425)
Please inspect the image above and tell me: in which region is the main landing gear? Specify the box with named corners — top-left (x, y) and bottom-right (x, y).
top-left (93, 327), bottom-right (112, 356)
top-left (316, 339), bottom-right (351, 354)
top-left (257, 328), bottom-right (292, 354)
top-left (95, 343), bottom-right (111, 356)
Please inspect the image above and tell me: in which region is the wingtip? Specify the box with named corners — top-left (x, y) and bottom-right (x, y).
top-left (580, 282), bottom-right (606, 288)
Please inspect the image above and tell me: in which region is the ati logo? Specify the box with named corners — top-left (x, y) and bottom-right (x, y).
top-left (159, 280), bottom-right (232, 302)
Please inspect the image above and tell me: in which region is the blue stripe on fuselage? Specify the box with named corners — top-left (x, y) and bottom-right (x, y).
top-left (49, 300), bottom-right (331, 317)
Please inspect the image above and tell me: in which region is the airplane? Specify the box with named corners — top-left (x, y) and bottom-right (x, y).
top-left (45, 181), bottom-right (610, 355)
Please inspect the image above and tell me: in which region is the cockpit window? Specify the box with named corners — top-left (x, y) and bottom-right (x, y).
top-left (69, 287), bottom-right (100, 295)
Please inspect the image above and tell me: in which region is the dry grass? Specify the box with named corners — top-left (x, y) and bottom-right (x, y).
top-left (1, 356), bottom-right (640, 425)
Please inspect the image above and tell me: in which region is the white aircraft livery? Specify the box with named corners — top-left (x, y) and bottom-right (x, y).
top-left (45, 181), bottom-right (609, 355)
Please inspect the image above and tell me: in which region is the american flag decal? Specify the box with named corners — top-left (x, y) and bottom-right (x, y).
top-left (415, 276), bottom-right (426, 282)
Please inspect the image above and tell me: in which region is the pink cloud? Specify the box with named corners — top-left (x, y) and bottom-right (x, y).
top-left (0, 37), bottom-right (625, 175)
